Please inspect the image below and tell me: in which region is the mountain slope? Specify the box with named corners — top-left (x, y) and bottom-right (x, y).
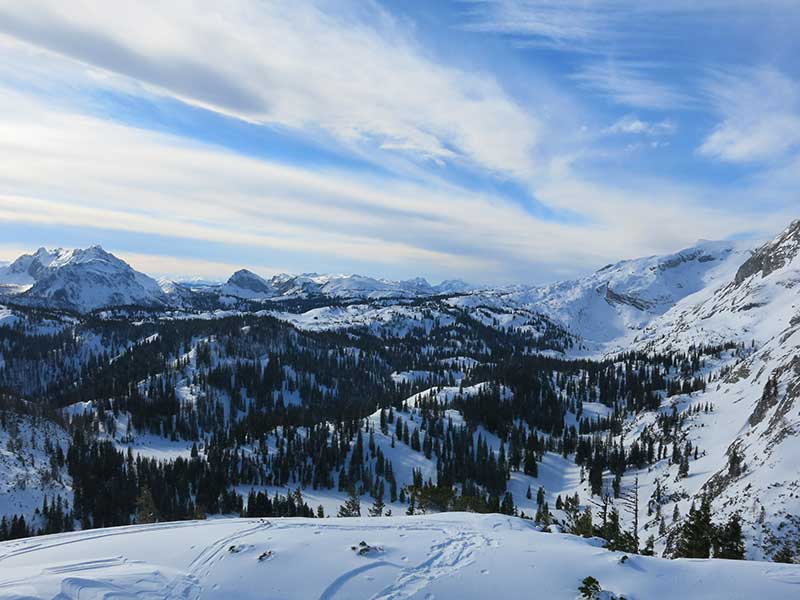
top-left (216, 269), bottom-right (472, 302)
top-left (0, 247), bottom-right (64, 294)
top-left (606, 220), bottom-right (800, 559)
top-left (451, 239), bottom-right (755, 354)
top-left (633, 221), bottom-right (800, 352)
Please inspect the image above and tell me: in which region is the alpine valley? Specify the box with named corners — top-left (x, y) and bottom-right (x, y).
top-left (1, 222), bottom-right (800, 599)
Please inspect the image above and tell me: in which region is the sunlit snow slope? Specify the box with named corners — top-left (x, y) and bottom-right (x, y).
top-left (1, 513), bottom-right (799, 600)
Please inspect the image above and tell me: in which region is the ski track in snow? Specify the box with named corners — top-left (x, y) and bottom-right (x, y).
top-left (0, 520), bottom-right (269, 600)
top-left (318, 561), bottom-right (403, 600)
top-left (0, 520), bottom-right (201, 563)
top-left (367, 530), bottom-right (491, 600)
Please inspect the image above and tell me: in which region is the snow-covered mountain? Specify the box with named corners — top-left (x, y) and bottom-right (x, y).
top-left (599, 220), bottom-right (800, 558)
top-left (0, 245), bottom-right (473, 313)
top-left (446, 239), bottom-right (755, 354)
top-left (0, 246), bottom-right (168, 312)
top-left (634, 220), bottom-right (800, 351)
top-left (217, 269), bottom-right (473, 302)
top-left (264, 238), bottom-right (758, 354)
top-left (3, 237), bottom-right (755, 332)
top-left (0, 247), bottom-right (65, 294)
top-left (218, 269), bottom-right (278, 300)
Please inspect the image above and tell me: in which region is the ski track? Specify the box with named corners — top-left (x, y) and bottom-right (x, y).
top-left (367, 530), bottom-right (491, 600)
top-left (162, 519), bottom-right (274, 598)
top-left (0, 520), bottom-right (203, 563)
top-left (0, 520), bottom-right (272, 600)
top-left (318, 561), bottom-right (403, 600)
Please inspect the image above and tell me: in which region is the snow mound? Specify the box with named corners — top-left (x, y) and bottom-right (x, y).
top-left (0, 513), bottom-right (797, 599)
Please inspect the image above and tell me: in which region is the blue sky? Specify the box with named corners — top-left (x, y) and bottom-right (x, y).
top-left (0, 0), bottom-right (798, 284)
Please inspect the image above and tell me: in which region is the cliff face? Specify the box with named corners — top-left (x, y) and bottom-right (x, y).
top-left (735, 220), bottom-right (800, 285)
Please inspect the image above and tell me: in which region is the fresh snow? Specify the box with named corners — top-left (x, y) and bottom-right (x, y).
top-left (1, 513), bottom-right (798, 600)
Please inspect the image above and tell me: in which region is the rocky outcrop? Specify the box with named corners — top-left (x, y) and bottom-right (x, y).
top-left (735, 220), bottom-right (800, 284)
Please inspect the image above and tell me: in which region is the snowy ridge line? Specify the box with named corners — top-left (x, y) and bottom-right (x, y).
top-left (0, 513), bottom-right (798, 599)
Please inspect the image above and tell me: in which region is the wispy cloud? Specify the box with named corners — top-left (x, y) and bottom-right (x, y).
top-left (460, 1), bottom-right (796, 54)
top-left (604, 115), bottom-right (675, 136)
top-left (571, 61), bottom-right (692, 111)
top-left (698, 65), bottom-right (800, 163)
top-left (0, 0), bottom-right (540, 179)
top-left (461, 0), bottom-right (622, 53)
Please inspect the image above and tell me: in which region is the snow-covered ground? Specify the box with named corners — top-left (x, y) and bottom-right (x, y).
top-left (0, 412), bottom-right (71, 524)
top-left (0, 513), bottom-right (797, 600)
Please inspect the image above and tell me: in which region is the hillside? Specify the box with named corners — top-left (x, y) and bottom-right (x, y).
top-left (1, 513), bottom-right (798, 600)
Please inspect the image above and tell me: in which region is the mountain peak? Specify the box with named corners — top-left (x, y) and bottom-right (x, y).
top-left (224, 269), bottom-right (275, 296)
top-left (0, 245), bottom-right (166, 311)
top-left (734, 219), bottom-right (800, 285)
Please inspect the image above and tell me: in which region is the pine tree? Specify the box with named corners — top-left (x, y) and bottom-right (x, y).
top-left (675, 496), bottom-right (712, 558)
top-left (642, 535), bottom-right (655, 556)
top-left (714, 513), bottom-right (745, 559)
top-left (678, 455), bottom-right (689, 478)
top-left (406, 496), bottom-right (415, 516)
top-left (571, 507), bottom-right (593, 538)
top-left (500, 492), bottom-right (515, 516)
top-left (773, 544), bottom-right (795, 564)
top-left (368, 491), bottom-right (385, 517)
top-left (338, 487), bottom-right (361, 518)
top-left (578, 576), bottom-right (601, 599)
top-left (135, 487), bottom-right (159, 524)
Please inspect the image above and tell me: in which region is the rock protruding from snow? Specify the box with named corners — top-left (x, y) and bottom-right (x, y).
top-left (735, 219), bottom-right (800, 285)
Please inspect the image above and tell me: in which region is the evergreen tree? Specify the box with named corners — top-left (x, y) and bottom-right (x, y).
top-left (773, 544), bottom-right (795, 564)
top-left (675, 496), bottom-right (712, 558)
top-left (500, 491), bottom-right (515, 516)
top-left (368, 491), bottom-right (386, 517)
top-left (713, 513), bottom-right (745, 560)
top-left (642, 535), bottom-right (655, 556)
top-left (338, 487), bottom-right (361, 518)
top-left (406, 495), bottom-right (415, 516)
top-left (135, 487), bottom-right (159, 524)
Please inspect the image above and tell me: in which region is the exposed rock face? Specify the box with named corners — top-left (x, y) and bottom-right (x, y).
top-left (602, 284), bottom-right (655, 311)
top-left (735, 220), bottom-right (800, 284)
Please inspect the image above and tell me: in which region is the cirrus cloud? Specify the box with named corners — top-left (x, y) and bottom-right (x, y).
top-left (0, 0), bottom-right (540, 177)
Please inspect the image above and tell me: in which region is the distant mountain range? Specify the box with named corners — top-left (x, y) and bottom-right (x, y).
top-left (0, 233), bottom-right (762, 336)
top-left (0, 246), bottom-right (473, 312)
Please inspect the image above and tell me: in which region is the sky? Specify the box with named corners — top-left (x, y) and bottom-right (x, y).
top-left (0, 0), bottom-right (798, 284)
